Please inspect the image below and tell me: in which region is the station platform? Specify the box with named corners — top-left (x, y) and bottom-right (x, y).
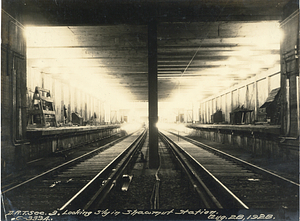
top-left (178, 123), bottom-right (298, 161)
top-left (187, 123), bottom-right (281, 135)
top-left (26, 124), bottom-right (120, 137)
top-left (13, 124), bottom-right (122, 168)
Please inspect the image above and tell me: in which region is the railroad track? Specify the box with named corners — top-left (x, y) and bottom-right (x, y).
top-left (159, 131), bottom-right (248, 209)
top-left (2, 128), bottom-right (147, 212)
top-left (161, 130), bottom-right (299, 209)
top-left (104, 133), bottom-right (204, 210)
top-left (2, 133), bottom-right (128, 193)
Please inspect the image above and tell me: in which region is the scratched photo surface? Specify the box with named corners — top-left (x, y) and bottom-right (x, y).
top-left (1, 0), bottom-right (299, 221)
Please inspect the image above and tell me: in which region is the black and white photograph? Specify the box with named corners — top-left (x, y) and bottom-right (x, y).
top-left (1, 0), bottom-right (299, 220)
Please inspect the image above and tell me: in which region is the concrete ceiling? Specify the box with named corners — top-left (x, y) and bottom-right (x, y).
top-left (7, 0), bottom-right (292, 103)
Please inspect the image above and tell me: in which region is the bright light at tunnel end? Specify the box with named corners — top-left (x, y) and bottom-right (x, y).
top-left (120, 122), bottom-right (144, 134)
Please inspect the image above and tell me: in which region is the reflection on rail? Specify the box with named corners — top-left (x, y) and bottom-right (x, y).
top-left (159, 131), bottom-right (249, 209)
top-left (59, 129), bottom-right (147, 210)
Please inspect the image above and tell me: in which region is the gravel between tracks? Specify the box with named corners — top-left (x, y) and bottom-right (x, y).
top-left (102, 137), bottom-right (201, 210)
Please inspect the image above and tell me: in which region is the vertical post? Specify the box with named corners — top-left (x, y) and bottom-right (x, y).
top-left (254, 80), bottom-right (258, 121)
top-left (52, 78), bottom-right (56, 121)
top-left (80, 90), bottom-right (83, 117)
top-left (61, 82), bottom-right (64, 123)
top-left (297, 76), bottom-right (300, 136)
top-left (148, 19), bottom-right (159, 169)
top-left (230, 91), bottom-right (233, 111)
top-left (210, 100), bottom-right (212, 122)
top-left (205, 102), bottom-right (208, 123)
top-left (237, 88), bottom-right (240, 106)
top-left (69, 84), bottom-right (72, 123)
top-left (224, 94), bottom-right (228, 122)
top-left (74, 86), bottom-right (77, 113)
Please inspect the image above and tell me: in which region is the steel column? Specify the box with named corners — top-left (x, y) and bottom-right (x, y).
top-left (148, 20), bottom-right (159, 169)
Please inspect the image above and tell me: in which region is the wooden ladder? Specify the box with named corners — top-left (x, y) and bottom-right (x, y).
top-left (28, 87), bottom-right (57, 127)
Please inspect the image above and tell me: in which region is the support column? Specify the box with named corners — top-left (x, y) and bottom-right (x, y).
top-left (148, 20), bottom-right (159, 169)
top-left (254, 80), bottom-right (258, 121)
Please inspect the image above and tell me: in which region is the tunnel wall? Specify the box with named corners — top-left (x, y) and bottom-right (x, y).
top-left (1, 9), bottom-right (28, 172)
top-left (195, 2), bottom-right (299, 155)
top-left (198, 68), bottom-right (281, 124)
top-left (1, 10), bottom-right (125, 173)
top-left (280, 3), bottom-right (299, 149)
top-left (27, 67), bottom-right (108, 125)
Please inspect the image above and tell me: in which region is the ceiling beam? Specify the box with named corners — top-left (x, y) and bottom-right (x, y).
top-left (18, 0), bottom-right (286, 26)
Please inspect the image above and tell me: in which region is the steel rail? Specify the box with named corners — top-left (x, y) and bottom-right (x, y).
top-left (58, 128), bottom-right (147, 211)
top-left (86, 129), bottom-right (147, 209)
top-left (150, 144), bottom-right (161, 210)
top-left (173, 140), bottom-right (249, 209)
top-left (159, 132), bottom-right (226, 209)
top-left (161, 131), bottom-right (250, 209)
top-left (175, 133), bottom-right (300, 188)
top-left (166, 138), bottom-right (218, 208)
top-left (2, 133), bottom-right (133, 194)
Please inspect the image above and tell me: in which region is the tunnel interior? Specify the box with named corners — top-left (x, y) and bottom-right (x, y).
top-left (1, 0), bottom-right (299, 174)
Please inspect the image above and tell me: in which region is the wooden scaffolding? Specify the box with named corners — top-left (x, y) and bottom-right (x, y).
top-left (28, 87), bottom-right (57, 127)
